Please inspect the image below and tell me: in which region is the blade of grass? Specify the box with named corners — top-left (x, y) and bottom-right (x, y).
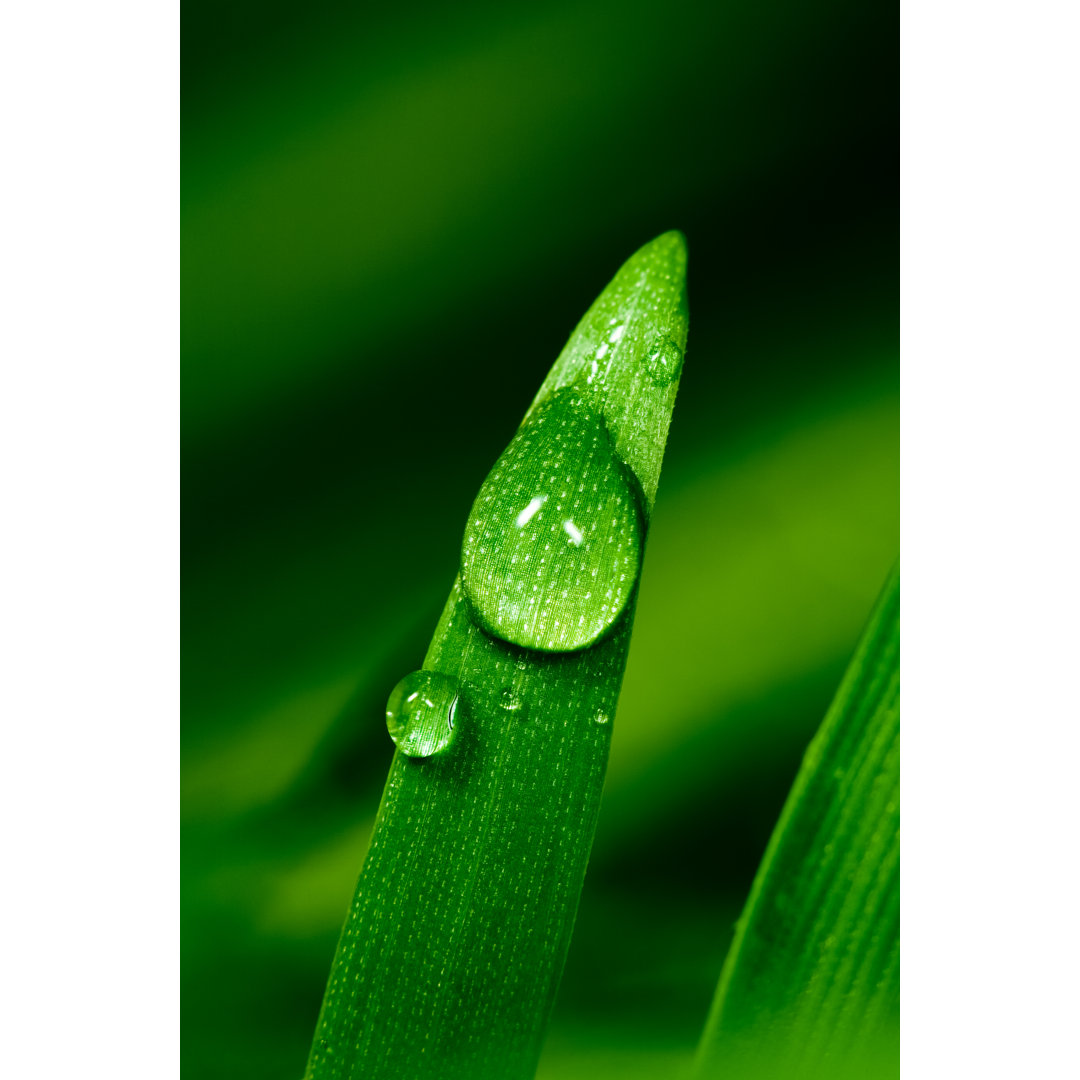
top-left (304, 231), bottom-right (689, 1080)
top-left (693, 565), bottom-right (899, 1080)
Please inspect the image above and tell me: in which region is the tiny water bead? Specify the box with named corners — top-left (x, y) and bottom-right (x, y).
top-left (385, 670), bottom-right (459, 758)
top-left (461, 387), bottom-right (644, 653)
top-left (643, 330), bottom-right (684, 385)
top-left (499, 687), bottom-right (526, 714)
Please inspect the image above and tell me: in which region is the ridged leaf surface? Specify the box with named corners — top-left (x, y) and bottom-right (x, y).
top-left (694, 566), bottom-right (900, 1079)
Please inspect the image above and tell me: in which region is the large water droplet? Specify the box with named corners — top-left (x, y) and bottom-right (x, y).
top-left (385, 670), bottom-right (459, 758)
top-left (461, 387), bottom-right (643, 652)
top-left (643, 331), bottom-right (684, 385)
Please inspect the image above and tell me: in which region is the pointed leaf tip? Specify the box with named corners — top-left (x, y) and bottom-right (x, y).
top-left (529, 231), bottom-right (690, 512)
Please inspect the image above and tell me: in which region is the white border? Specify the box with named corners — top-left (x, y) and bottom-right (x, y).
top-left (903, 1), bottom-right (1080, 1076)
top-left (0, 2), bottom-right (179, 1075)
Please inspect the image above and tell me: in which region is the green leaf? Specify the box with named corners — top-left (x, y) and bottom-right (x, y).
top-left (693, 566), bottom-right (899, 1080)
top-left (305, 231), bottom-right (689, 1080)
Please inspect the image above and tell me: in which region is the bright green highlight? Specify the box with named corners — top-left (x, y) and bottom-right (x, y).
top-left (385, 670), bottom-right (460, 758)
top-left (461, 386), bottom-right (644, 653)
top-left (304, 232), bottom-right (688, 1080)
top-left (694, 566), bottom-right (900, 1079)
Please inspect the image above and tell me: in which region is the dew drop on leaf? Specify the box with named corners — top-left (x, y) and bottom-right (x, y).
top-left (499, 687), bottom-right (526, 714)
top-left (460, 387), bottom-right (644, 653)
top-left (385, 670), bottom-right (459, 758)
top-left (643, 330), bottom-right (684, 385)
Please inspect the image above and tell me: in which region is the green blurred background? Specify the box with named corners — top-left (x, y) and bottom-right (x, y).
top-left (182, 0), bottom-right (897, 1076)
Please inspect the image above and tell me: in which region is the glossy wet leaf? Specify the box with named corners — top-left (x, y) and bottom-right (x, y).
top-left (694, 566), bottom-right (899, 1080)
top-left (305, 231), bottom-right (689, 1080)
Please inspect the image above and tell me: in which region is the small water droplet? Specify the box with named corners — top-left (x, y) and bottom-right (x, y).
top-left (461, 387), bottom-right (644, 652)
top-left (643, 331), bottom-right (684, 385)
top-left (385, 670), bottom-right (459, 758)
top-left (499, 687), bottom-right (526, 715)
